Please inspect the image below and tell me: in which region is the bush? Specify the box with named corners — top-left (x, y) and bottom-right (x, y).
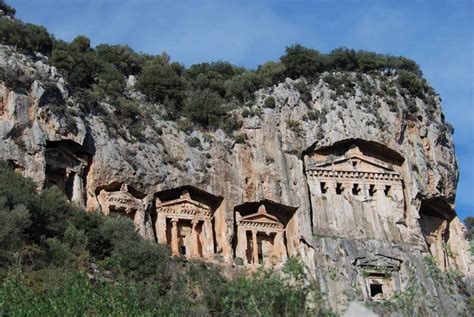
top-left (135, 63), bottom-right (185, 108)
top-left (95, 44), bottom-right (143, 76)
top-left (186, 136), bottom-right (201, 148)
top-left (398, 70), bottom-right (424, 98)
top-left (234, 133), bottom-right (247, 144)
top-left (280, 44), bottom-right (325, 79)
top-left (0, 17), bottom-right (53, 55)
top-left (183, 89), bottom-right (225, 129)
top-left (256, 61), bottom-right (286, 87)
top-left (224, 71), bottom-right (258, 103)
top-left (0, 1), bottom-right (15, 17)
top-left (264, 96), bottom-right (276, 108)
top-left (286, 119), bottom-right (302, 134)
top-left (294, 81), bottom-right (312, 104)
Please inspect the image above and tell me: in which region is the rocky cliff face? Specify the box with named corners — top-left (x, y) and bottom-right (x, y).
top-left (1, 45), bottom-right (472, 315)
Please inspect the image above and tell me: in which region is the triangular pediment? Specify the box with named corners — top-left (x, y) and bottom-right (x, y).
top-left (313, 153), bottom-right (395, 172)
top-left (353, 254), bottom-right (402, 270)
top-left (240, 212), bottom-right (281, 225)
top-left (157, 197), bottom-right (211, 211)
top-left (106, 190), bottom-right (141, 202)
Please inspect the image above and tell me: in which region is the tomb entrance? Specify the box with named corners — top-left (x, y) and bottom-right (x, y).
top-left (353, 254), bottom-right (402, 301)
top-left (44, 140), bottom-right (90, 205)
top-left (234, 201), bottom-right (297, 267)
top-left (155, 186), bottom-right (220, 260)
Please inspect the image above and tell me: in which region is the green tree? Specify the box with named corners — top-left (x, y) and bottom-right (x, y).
top-left (224, 71), bottom-right (258, 102)
top-left (183, 89), bottom-right (225, 128)
top-left (256, 61), bottom-right (286, 87)
top-left (327, 47), bottom-right (358, 71)
top-left (95, 44), bottom-right (143, 76)
top-left (0, 0), bottom-right (15, 18)
top-left (465, 217), bottom-right (474, 240)
top-left (280, 44), bottom-right (325, 79)
top-left (136, 63), bottom-right (185, 109)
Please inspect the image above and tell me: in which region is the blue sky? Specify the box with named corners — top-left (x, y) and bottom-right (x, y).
top-left (9, 0), bottom-right (473, 219)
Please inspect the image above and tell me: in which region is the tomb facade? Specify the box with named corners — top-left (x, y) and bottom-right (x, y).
top-left (96, 183), bottom-right (155, 239)
top-left (353, 254), bottom-right (402, 301)
top-left (306, 141), bottom-right (406, 241)
top-left (234, 201), bottom-right (297, 267)
top-left (155, 187), bottom-right (220, 260)
top-left (44, 140), bottom-right (90, 206)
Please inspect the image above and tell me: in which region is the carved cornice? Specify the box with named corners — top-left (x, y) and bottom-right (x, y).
top-left (238, 219), bottom-right (284, 232)
top-left (308, 169), bottom-right (402, 183)
top-left (157, 203), bottom-right (211, 218)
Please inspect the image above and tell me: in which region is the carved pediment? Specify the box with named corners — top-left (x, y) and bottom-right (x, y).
top-left (98, 184), bottom-right (143, 212)
top-left (312, 154), bottom-right (395, 172)
top-left (156, 197), bottom-right (212, 218)
top-left (238, 213), bottom-right (284, 230)
top-left (353, 254), bottom-right (403, 271)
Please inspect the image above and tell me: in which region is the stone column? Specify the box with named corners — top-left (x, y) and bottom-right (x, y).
top-left (191, 219), bottom-right (200, 258)
top-left (274, 231), bottom-right (287, 262)
top-left (156, 213), bottom-right (167, 244)
top-left (171, 218), bottom-right (179, 256)
top-left (71, 173), bottom-right (84, 206)
top-left (252, 230), bottom-right (258, 266)
top-left (203, 219), bottom-right (215, 259)
top-left (235, 226), bottom-right (247, 263)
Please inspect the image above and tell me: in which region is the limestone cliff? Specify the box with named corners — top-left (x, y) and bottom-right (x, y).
top-left (0, 44), bottom-right (472, 315)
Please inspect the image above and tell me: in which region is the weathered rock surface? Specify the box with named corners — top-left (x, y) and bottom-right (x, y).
top-left (1, 45), bottom-right (472, 315)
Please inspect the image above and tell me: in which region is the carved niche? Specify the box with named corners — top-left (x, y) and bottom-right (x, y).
top-left (44, 140), bottom-right (90, 205)
top-left (234, 200), bottom-right (297, 267)
top-left (353, 254), bottom-right (403, 301)
top-left (154, 186), bottom-right (220, 260)
top-left (305, 141), bottom-right (406, 241)
top-left (418, 197), bottom-right (455, 271)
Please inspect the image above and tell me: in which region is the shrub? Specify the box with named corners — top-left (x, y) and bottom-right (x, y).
top-left (398, 70), bottom-right (424, 98)
top-left (308, 109), bottom-right (321, 121)
top-left (286, 119), bottom-right (302, 134)
top-left (264, 96), bottom-right (276, 108)
top-left (95, 44), bottom-right (143, 76)
top-left (280, 44), bottom-right (325, 79)
top-left (187, 136), bottom-right (201, 148)
top-left (177, 119), bottom-right (193, 133)
top-left (0, 1), bottom-right (15, 17)
top-left (241, 108), bottom-right (251, 118)
top-left (256, 61), bottom-right (286, 87)
top-left (234, 133), bottom-right (247, 144)
top-left (294, 81), bottom-right (312, 104)
top-left (136, 63), bottom-right (185, 108)
top-left (183, 89), bottom-right (225, 129)
top-left (224, 71), bottom-right (258, 103)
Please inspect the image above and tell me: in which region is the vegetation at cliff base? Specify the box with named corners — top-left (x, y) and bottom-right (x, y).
top-left (0, 162), bottom-right (330, 315)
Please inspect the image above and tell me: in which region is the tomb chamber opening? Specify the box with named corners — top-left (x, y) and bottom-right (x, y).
top-left (44, 140), bottom-right (91, 206)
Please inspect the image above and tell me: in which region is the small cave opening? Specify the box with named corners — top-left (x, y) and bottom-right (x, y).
top-left (352, 183), bottom-right (361, 195)
top-left (336, 183), bottom-right (344, 195)
top-left (369, 283), bottom-right (383, 299)
top-left (320, 182), bottom-right (328, 194)
top-left (368, 184), bottom-right (376, 197)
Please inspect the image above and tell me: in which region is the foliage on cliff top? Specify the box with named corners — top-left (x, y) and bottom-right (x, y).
top-left (0, 161), bottom-right (330, 315)
top-left (0, 1), bottom-right (435, 134)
